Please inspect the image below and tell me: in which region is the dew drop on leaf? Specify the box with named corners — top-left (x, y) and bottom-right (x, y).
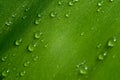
top-left (2, 69), bottom-right (10, 77)
top-left (107, 37), bottom-right (117, 47)
top-left (97, 43), bottom-right (102, 48)
top-left (34, 19), bottom-right (41, 25)
top-left (20, 71), bottom-right (26, 77)
top-left (34, 32), bottom-right (43, 39)
top-left (15, 38), bottom-right (22, 46)
top-left (24, 61), bottom-right (30, 67)
top-left (109, 0), bottom-right (114, 2)
top-left (68, 1), bottom-right (74, 6)
top-left (33, 56), bottom-right (39, 61)
top-left (37, 14), bottom-right (41, 18)
top-left (50, 12), bottom-right (57, 18)
top-left (27, 43), bottom-right (37, 52)
top-left (1, 56), bottom-right (7, 62)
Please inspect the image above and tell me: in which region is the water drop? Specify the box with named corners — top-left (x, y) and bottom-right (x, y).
top-left (79, 66), bottom-right (88, 75)
top-left (34, 19), bottom-right (41, 25)
top-left (97, 2), bottom-right (102, 7)
top-left (12, 14), bottom-right (16, 18)
top-left (107, 37), bottom-right (117, 47)
top-left (33, 56), bottom-right (39, 61)
top-left (25, 8), bottom-right (30, 12)
top-left (15, 38), bottom-right (22, 46)
top-left (80, 32), bottom-right (84, 36)
top-left (20, 71), bottom-right (26, 77)
top-left (34, 32), bottom-right (43, 39)
top-left (44, 43), bottom-right (48, 48)
top-left (97, 7), bottom-right (102, 12)
top-left (68, 1), bottom-right (74, 6)
top-left (5, 21), bottom-right (12, 26)
top-left (2, 69), bottom-right (10, 77)
top-left (1, 56), bottom-right (7, 62)
top-left (22, 16), bottom-right (27, 20)
top-left (109, 0), bottom-right (114, 2)
top-left (27, 43), bottom-right (37, 52)
top-left (37, 14), bottom-right (41, 18)
top-left (24, 61), bottom-right (30, 67)
top-left (65, 13), bottom-right (69, 18)
top-left (98, 54), bottom-right (104, 61)
top-left (97, 43), bottom-right (102, 48)
top-left (50, 12), bottom-right (57, 18)
top-left (58, 1), bottom-right (62, 5)
top-left (72, 0), bottom-right (79, 2)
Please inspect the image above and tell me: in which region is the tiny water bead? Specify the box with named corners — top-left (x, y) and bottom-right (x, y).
top-left (12, 14), bottom-right (16, 18)
top-left (107, 37), bottom-right (117, 47)
top-left (97, 2), bottom-right (102, 7)
top-left (22, 16), bottom-right (27, 20)
top-left (58, 1), bottom-right (62, 5)
top-left (1, 56), bottom-right (7, 62)
top-left (65, 13), bottom-right (69, 18)
top-left (72, 0), bottom-right (79, 2)
top-left (80, 32), bottom-right (84, 36)
top-left (76, 61), bottom-right (88, 75)
top-left (34, 32), bottom-right (43, 39)
top-left (25, 8), bottom-right (30, 12)
top-left (15, 38), bottom-right (22, 46)
top-left (34, 19), bottom-right (41, 25)
top-left (33, 56), bottom-right (39, 61)
top-left (27, 43), bottom-right (37, 52)
top-left (20, 71), bottom-right (26, 77)
top-left (44, 43), bottom-right (48, 48)
top-left (97, 7), bottom-right (102, 12)
top-left (24, 61), bottom-right (30, 67)
top-left (50, 12), bottom-right (57, 18)
top-left (5, 21), bottom-right (12, 26)
top-left (79, 67), bottom-right (88, 75)
top-left (109, 0), bottom-right (114, 2)
top-left (98, 52), bottom-right (107, 61)
top-left (37, 14), bottom-right (41, 18)
top-left (97, 43), bottom-right (102, 48)
top-left (2, 69), bottom-right (10, 77)
top-left (68, 1), bottom-right (74, 6)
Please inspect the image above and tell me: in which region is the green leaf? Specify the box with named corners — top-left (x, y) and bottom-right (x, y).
top-left (0, 0), bottom-right (120, 80)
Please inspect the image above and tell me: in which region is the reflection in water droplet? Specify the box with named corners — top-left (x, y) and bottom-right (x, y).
top-left (68, 1), bottom-right (74, 6)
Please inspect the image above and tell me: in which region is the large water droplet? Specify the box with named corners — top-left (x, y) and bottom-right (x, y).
top-left (15, 38), bottom-right (22, 46)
